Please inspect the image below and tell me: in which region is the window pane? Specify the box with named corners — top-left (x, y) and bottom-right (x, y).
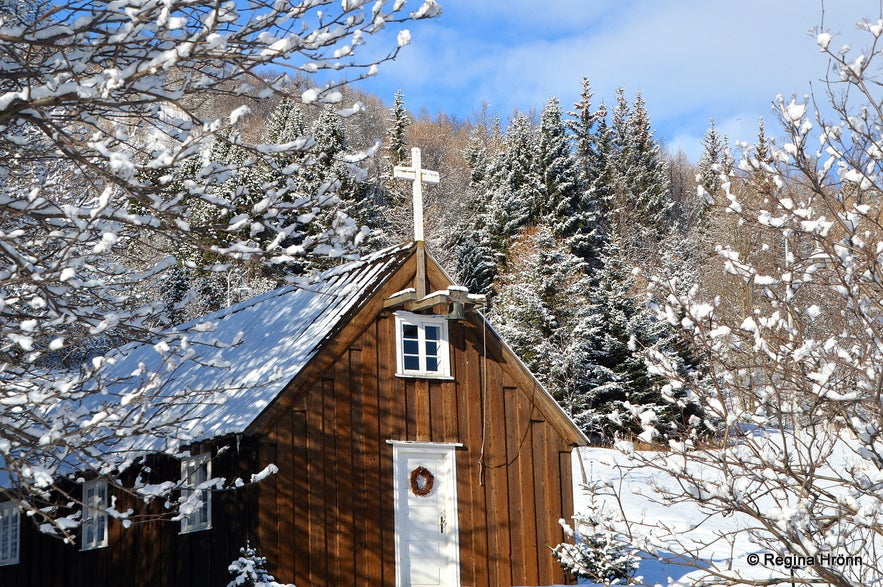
top-left (0, 515), bottom-right (8, 560)
top-left (426, 356), bottom-right (438, 372)
top-left (404, 355), bottom-right (420, 370)
top-left (181, 457), bottom-right (210, 532)
top-left (0, 505), bottom-right (18, 563)
top-left (425, 325), bottom-right (440, 340)
top-left (403, 340), bottom-right (420, 355)
top-left (425, 341), bottom-right (437, 356)
top-left (402, 324), bottom-right (418, 339)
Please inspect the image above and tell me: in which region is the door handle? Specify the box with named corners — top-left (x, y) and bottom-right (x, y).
top-left (439, 514), bottom-right (446, 534)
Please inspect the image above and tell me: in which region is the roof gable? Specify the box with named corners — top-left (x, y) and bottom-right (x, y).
top-left (86, 241), bottom-right (587, 453)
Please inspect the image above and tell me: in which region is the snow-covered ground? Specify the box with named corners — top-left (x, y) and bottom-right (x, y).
top-left (569, 447), bottom-right (761, 587)
top-left (563, 437), bottom-right (883, 587)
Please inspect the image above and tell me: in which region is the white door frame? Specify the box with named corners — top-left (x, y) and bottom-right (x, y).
top-left (388, 441), bottom-right (462, 587)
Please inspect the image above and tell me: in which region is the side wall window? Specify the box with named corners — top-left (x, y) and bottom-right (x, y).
top-left (394, 312), bottom-right (451, 378)
top-left (0, 501), bottom-right (19, 566)
top-left (82, 479), bottom-right (109, 550)
top-left (180, 454), bottom-right (211, 533)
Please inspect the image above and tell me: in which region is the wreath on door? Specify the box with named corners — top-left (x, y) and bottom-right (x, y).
top-left (409, 466), bottom-right (435, 496)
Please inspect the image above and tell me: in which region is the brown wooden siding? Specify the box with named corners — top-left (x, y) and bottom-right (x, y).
top-left (255, 306), bottom-right (576, 586)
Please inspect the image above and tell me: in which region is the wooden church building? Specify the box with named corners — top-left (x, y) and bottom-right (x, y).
top-left (0, 150), bottom-right (588, 586)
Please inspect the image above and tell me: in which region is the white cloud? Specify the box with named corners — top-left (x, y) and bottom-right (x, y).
top-left (359, 0), bottom-right (883, 159)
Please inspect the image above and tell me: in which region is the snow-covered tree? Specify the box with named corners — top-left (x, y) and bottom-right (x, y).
top-left (485, 113), bottom-right (542, 249)
top-left (490, 226), bottom-right (593, 417)
top-left (452, 124), bottom-right (502, 300)
top-left (565, 78), bottom-right (607, 266)
top-left (612, 16), bottom-right (883, 587)
top-left (537, 97), bottom-right (583, 232)
top-left (553, 483), bottom-right (639, 585)
top-left (575, 240), bottom-right (699, 441)
top-left (697, 119), bottom-right (729, 203)
top-left (609, 90), bottom-right (673, 269)
top-left (0, 0), bottom-right (441, 537)
top-left (387, 89), bottom-right (411, 167)
top-left (567, 77), bottom-right (599, 180)
top-left (227, 544), bottom-right (294, 587)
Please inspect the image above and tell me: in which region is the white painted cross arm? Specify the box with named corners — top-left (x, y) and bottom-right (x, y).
top-left (393, 147), bottom-right (439, 242)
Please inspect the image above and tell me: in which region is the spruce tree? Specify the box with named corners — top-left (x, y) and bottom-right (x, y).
top-left (609, 91), bottom-right (672, 267)
top-left (485, 113), bottom-right (542, 251)
top-left (566, 77), bottom-right (598, 179)
top-left (387, 89), bottom-right (410, 166)
top-left (697, 118), bottom-right (725, 200)
top-left (576, 237), bottom-right (703, 442)
top-left (454, 124), bottom-right (502, 301)
top-left (263, 96), bottom-right (306, 147)
top-left (537, 97), bottom-right (584, 238)
top-left (554, 489), bottom-right (639, 584)
top-left (586, 100), bottom-right (616, 246)
top-left (291, 106), bottom-right (384, 271)
top-left (576, 240), bottom-right (665, 439)
top-left (227, 543), bottom-right (285, 587)
top-left (491, 227), bottom-right (593, 415)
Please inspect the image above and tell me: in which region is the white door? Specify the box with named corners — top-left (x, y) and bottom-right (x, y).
top-left (391, 442), bottom-right (461, 587)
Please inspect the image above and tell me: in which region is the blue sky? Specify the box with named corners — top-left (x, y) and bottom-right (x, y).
top-left (353, 0), bottom-right (883, 162)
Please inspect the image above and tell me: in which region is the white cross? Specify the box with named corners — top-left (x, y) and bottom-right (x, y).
top-left (393, 147), bottom-right (439, 243)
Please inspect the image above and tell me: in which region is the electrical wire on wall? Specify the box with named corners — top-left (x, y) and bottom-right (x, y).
top-left (478, 308), bottom-right (488, 486)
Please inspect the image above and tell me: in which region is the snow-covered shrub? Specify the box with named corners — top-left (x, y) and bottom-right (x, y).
top-left (553, 492), bottom-right (638, 585)
top-left (227, 544), bottom-right (294, 587)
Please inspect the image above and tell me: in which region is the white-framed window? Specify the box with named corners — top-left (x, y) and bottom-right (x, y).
top-left (0, 501), bottom-right (19, 566)
top-left (394, 312), bottom-right (451, 378)
top-left (180, 453), bottom-right (211, 533)
top-left (81, 479), bottom-right (109, 550)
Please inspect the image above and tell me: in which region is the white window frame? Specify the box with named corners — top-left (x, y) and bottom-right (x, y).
top-left (180, 453), bottom-right (212, 534)
top-left (0, 501), bottom-right (19, 566)
top-left (81, 479), bottom-right (109, 550)
top-left (394, 311), bottom-right (451, 378)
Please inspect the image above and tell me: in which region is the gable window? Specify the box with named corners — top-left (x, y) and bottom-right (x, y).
top-left (81, 479), bottom-right (109, 550)
top-left (0, 501), bottom-right (19, 566)
top-left (395, 312), bottom-right (451, 378)
top-left (180, 454), bottom-right (211, 533)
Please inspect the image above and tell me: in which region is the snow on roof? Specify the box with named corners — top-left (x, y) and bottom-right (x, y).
top-left (95, 243), bottom-right (412, 451)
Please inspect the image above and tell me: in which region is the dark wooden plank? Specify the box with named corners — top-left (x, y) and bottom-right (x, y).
top-left (378, 313), bottom-right (404, 584)
top-left (531, 420), bottom-right (557, 582)
top-left (456, 324), bottom-right (489, 587)
top-left (306, 380), bottom-right (327, 586)
top-left (323, 376), bottom-right (338, 584)
top-left (359, 321), bottom-right (384, 586)
top-left (483, 360), bottom-right (512, 587)
top-left (333, 357), bottom-right (356, 583)
top-left (291, 409), bottom-right (310, 586)
top-left (441, 323), bottom-right (463, 443)
top-left (258, 437), bottom-right (278, 568)
top-left (275, 412), bottom-right (295, 582)
top-left (558, 448), bottom-right (574, 549)
top-left (505, 385), bottom-right (536, 585)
